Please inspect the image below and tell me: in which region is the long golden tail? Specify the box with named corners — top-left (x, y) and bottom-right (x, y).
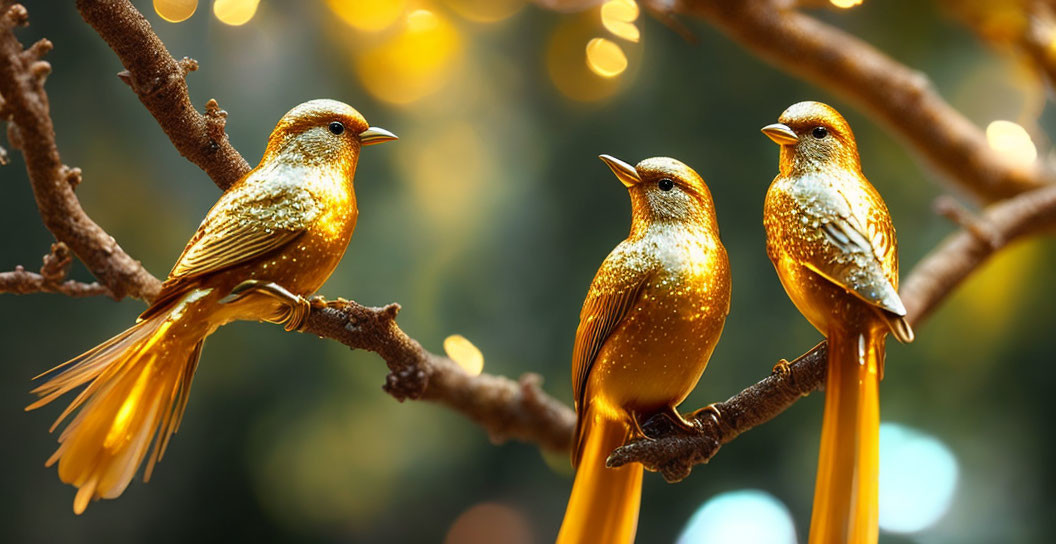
top-left (808, 327), bottom-right (883, 544)
top-left (557, 404), bottom-right (642, 544)
top-left (26, 289), bottom-right (214, 514)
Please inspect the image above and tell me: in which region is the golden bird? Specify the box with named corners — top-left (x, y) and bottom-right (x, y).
top-left (762, 101), bottom-right (913, 544)
top-left (557, 155), bottom-right (731, 544)
top-left (27, 99), bottom-right (397, 514)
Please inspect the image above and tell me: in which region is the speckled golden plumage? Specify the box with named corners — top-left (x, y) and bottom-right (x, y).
top-left (762, 101), bottom-right (913, 544)
top-left (557, 156), bottom-right (731, 544)
top-left (27, 99), bottom-right (396, 514)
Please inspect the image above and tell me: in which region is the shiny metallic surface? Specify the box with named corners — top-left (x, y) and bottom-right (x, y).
top-left (761, 123), bottom-right (799, 146)
top-left (359, 126), bottom-right (399, 146)
top-left (558, 156), bottom-right (731, 544)
top-left (762, 101), bottom-right (913, 544)
top-left (29, 99), bottom-right (395, 513)
top-left (762, 101), bottom-right (910, 341)
top-left (598, 154), bottom-right (642, 188)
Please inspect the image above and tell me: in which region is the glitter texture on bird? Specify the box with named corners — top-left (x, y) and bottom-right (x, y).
top-left (26, 99), bottom-right (397, 514)
top-left (556, 155), bottom-right (731, 544)
top-left (762, 101), bottom-right (914, 544)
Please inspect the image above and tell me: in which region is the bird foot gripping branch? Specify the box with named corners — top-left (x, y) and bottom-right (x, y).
top-left (220, 280), bottom-right (312, 331)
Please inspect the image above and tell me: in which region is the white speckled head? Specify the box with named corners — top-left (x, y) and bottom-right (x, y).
top-left (262, 99), bottom-right (395, 167)
top-left (600, 155), bottom-right (718, 230)
top-left (763, 101), bottom-right (862, 175)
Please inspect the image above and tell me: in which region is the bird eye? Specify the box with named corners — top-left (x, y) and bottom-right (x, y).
top-left (812, 126), bottom-right (828, 139)
top-left (658, 178), bottom-right (674, 191)
top-left (328, 121), bottom-right (345, 135)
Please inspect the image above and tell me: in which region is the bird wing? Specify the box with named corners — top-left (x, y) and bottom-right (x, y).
top-left (140, 178), bottom-right (320, 320)
top-left (168, 181), bottom-right (319, 281)
top-left (796, 181), bottom-right (906, 317)
top-left (571, 254), bottom-right (651, 411)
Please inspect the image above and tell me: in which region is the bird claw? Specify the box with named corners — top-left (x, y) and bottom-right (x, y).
top-left (221, 280), bottom-right (311, 331)
top-left (771, 358), bottom-right (791, 376)
top-left (662, 406), bottom-right (700, 433)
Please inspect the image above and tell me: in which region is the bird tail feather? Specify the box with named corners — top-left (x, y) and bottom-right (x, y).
top-left (27, 290), bottom-right (210, 514)
top-left (557, 404), bottom-right (642, 544)
top-left (808, 327), bottom-right (883, 544)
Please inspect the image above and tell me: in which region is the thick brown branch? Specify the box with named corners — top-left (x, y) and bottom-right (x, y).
top-left (302, 301), bottom-right (575, 451)
top-left (75, 0), bottom-right (250, 191)
top-left (666, 0), bottom-right (1053, 202)
top-left (0, 4), bottom-right (159, 301)
top-left (608, 182), bottom-right (1056, 481)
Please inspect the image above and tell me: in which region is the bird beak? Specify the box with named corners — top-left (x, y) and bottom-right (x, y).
top-left (599, 154), bottom-right (641, 188)
top-left (761, 123), bottom-right (798, 146)
top-left (359, 126), bottom-right (398, 146)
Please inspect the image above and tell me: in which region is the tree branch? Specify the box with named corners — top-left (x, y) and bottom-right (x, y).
top-left (608, 182), bottom-right (1056, 482)
top-left (663, 0), bottom-right (1053, 202)
top-left (75, 0), bottom-right (250, 191)
top-left (0, 4), bottom-right (159, 301)
top-left (0, 241), bottom-right (114, 298)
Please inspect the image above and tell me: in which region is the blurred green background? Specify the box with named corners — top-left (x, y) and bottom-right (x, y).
top-left (2, 0), bottom-right (1055, 542)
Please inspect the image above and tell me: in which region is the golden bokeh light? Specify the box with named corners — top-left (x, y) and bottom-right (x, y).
top-left (355, 9), bottom-right (462, 104)
top-left (327, 0), bottom-right (407, 32)
top-left (585, 37), bottom-right (627, 78)
top-left (986, 120), bottom-right (1037, 166)
top-left (213, 0), bottom-right (259, 26)
top-left (441, 0), bottom-right (524, 23)
top-left (830, 0), bottom-right (864, 8)
top-left (601, 0), bottom-right (640, 43)
top-left (443, 334), bottom-right (485, 376)
top-left (546, 13), bottom-right (637, 102)
top-left (395, 121), bottom-right (494, 232)
top-left (153, 0), bottom-right (197, 23)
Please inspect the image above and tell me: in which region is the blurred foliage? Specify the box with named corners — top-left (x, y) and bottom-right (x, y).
top-left (2, 0), bottom-right (1055, 542)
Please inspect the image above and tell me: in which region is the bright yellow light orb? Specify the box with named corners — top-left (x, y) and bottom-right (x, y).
top-left (153, 0), bottom-right (197, 23)
top-left (441, 0), bottom-right (524, 23)
top-left (546, 14), bottom-right (636, 102)
top-left (213, 0), bottom-right (259, 26)
top-left (355, 9), bottom-right (462, 104)
top-left (830, 0), bottom-right (864, 8)
top-left (601, 0), bottom-right (639, 42)
top-left (443, 334), bottom-right (484, 376)
top-left (585, 37), bottom-right (627, 78)
top-left (327, 0), bottom-right (407, 32)
top-left (986, 120), bottom-right (1037, 166)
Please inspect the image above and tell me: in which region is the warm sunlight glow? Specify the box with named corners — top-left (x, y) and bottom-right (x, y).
top-left (444, 334), bottom-right (484, 376)
top-left (546, 15), bottom-right (626, 102)
top-left (441, 0), bottom-right (524, 23)
top-left (677, 490), bottom-right (797, 544)
top-left (355, 9), bottom-right (462, 104)
top-left (153, 0), bottom-right (197, 23)
top-left (986, 120), bottom-right (1037, 166)
top-left (830, 0), bottom-right (864, 8)
top-left (213, 0), bottom-right (259, 26)
top-left (879, 423), bottom-right (959, 534)
top-left (328, 0), bottom-right (407, 32)
top-left (585, 37), bottom-right (627, 78)
top-left (601, 0), bottom-right (640, 42)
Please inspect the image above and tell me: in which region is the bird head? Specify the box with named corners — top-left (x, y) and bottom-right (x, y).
top-left (761, 101), bottom-right (861, 176)
top-left (263, 99), bottom-right (397, 170)
top-left (599, 155), bottom-right (717, 230)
